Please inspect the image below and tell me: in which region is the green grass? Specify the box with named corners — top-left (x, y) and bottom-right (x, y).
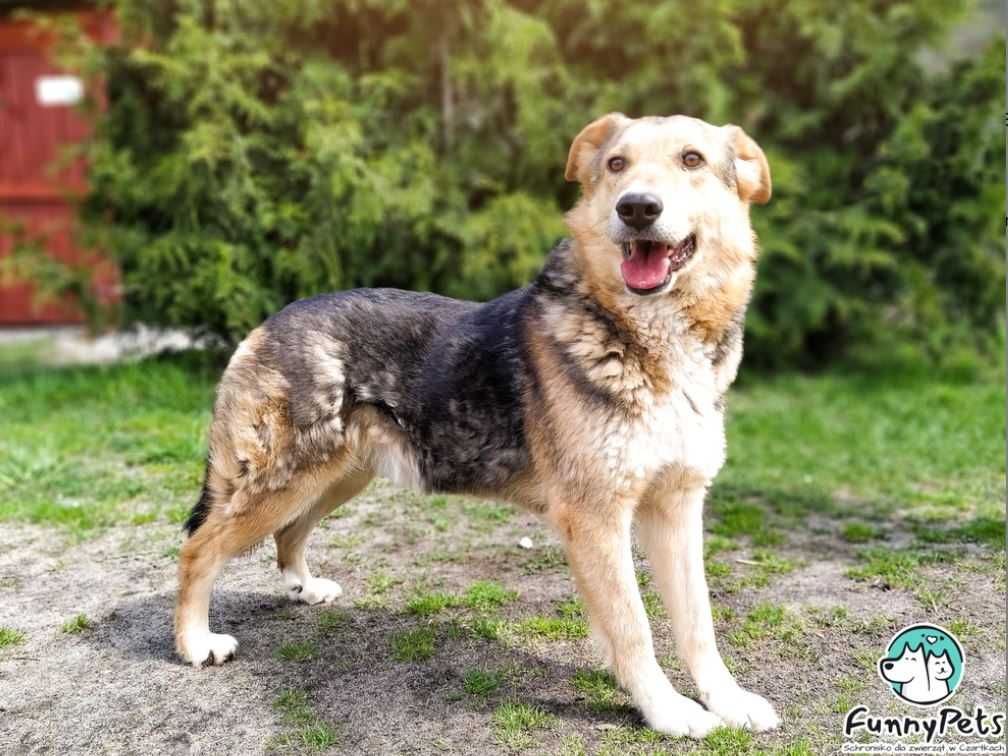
top-left (462, 580), bottom-right (518, 611)
top-left (366, 572), bottom-right (399, 596)
top-left (514, 598), bottom-right (589, 641)
top-left (271, 689), bottom-right (338, 753)
top-left (492, 701), bottom-right (554, 749)
top-left (0, 354), bottom-right (216, 535)
top-left (514, 615), bottom-right (588, 641)
top-left (730, 603), bottom-right (806, 649)
top-left (717, 367), bottom-right (1003, 521)
top-left (595, 724), bottom-right (667, 754)
top-left (832, 675), bottom-right (868, 714)
top-left (467, 617), bottom-right (505, 641)
top-left (317, 609), bottom-right (348, 634)
top-left (61, 613), bottom-right (94, 634)
top-left (2, 348), bottom-right (999, 551)
top-left (695, 727), bottom-right (754, 755)
top-left (841, 522), bottom-right (882, 543)
top-left (462, 668), bottom-right (503, 697)
top-left (0, 627), bottom-right (25, 647)
top-left (571, 669), bottom-right (624, 712)
top-left (846, 548), bottom-right (924, 589)
top-left (406, 590), bottom-right (460, 617)
top-left (391, 628), bottom-right (436, 661)
top-left (275, 640), bottom-right (319, 662)
top-left (274, 689), bottom-right (316, 724)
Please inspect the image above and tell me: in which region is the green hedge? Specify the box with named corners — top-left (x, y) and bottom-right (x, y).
top-left (34, 0), bottom-right (1006, 366)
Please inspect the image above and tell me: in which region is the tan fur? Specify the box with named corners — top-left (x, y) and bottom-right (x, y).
top-left (174, 113), bottom-right (778, 738)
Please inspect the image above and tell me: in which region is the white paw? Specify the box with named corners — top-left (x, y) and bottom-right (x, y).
top-left (179, 631), bottom-right (239, 667)
top-left (645, 693), bottom-right (725, 739)
top-left (289, 576), bottom-right (343, 605)
top-left (701, 685), bottom-right (780, 732)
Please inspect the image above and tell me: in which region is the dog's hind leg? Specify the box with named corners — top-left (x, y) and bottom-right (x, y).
top-left (274, 468), bottom-right (372, 604)
top-left (175, 462), bottom-right (348, 667)
top-left (636, 486), bottom-right (780, 732)
top-left (549, 496), bottom-right (723, 739)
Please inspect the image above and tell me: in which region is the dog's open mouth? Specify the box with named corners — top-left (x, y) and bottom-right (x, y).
top-left (620, 234), bottom-right (696, 295)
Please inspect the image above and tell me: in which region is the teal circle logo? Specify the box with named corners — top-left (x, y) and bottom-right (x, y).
top-left (878, 624), bottom-right (964, 707)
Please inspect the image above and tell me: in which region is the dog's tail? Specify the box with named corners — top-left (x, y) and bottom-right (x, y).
top-left (183, 460), bottom-right (213, 536)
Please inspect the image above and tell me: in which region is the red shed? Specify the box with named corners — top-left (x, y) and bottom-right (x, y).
top-left (0, 8), bottom-right (115, 325)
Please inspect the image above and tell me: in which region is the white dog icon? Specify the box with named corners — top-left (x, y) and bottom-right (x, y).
top-left (879, 645), bottom-right (953, 704)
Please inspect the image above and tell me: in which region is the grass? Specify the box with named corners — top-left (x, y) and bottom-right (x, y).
top-left (1, 349), bottom-right (999, 546)
top-left (270, 689), bottom-right (338, 753)
top-left (275, 640), bottom-right (319, 662)
top-left (0, 627), bottom-right (25, 647)
top-left (514, 615), bottom-right (588, 641)
top-left (462, 668), bottom-right (503, 697)
top-left (391, 628), bottom-right (436, 661)
top-left (846, 548), bottom-right (924, 589)
top-left (730, 603), bottom-right (806, 649)
top-left (841, 522), bottom-right (882, 543)
top-left (462, 580), bottom-right (518, 611)
top-left (406, 590), bottom-right (459, 617)
top-left (595, 724), bottom-right (667, 754)
top-left (0, 354), bottom-right (216, 534)
top-left (317, 609), bottom-right (348, 634)
top-left (716, 366), bottom-right (1003, 521)
top-left (402, 580), bottom-right (517, 619)
top-left (493, 701), bottom-right (554, 749)
top-left (61, 613), bottom-right (94, 634)
top-left (514, 598), bottom-right (589, 641)
top-left (467, 617), bottom-right (505, 641)
top-left (571, 669), bottom-right (624, 712)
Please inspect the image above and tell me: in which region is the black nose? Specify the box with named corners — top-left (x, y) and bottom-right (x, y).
top-left (883, 662), bottom-right (893, 670)
top-left (616, 193), bottom-right (663, 230)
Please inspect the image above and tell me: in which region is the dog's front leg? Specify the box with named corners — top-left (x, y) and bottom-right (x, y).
top-left (549, 497), bottom-right (723, 738)
top-left (636, 486), bottom-right (781, 732)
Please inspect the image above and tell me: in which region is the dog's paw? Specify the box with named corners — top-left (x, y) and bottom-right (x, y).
top-left (645, 694), bottom-right (724, 739)
top-left (701, 685), bottom-right (780, 732)
top-left (179, 632), bottom-right (238, 667)
top-left (288, 577), bottom-right (343, 605)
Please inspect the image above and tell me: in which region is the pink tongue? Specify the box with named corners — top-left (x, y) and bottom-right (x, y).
top-left (621, 246), bottom-right (671, 290)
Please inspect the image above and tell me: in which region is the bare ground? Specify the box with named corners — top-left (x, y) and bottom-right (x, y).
top-left (0, 481), bottom-right (1004, 755)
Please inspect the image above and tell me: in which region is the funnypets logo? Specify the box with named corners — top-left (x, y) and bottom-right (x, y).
top-left (843, 624), bottom-right (1006, 753)
top-left (878, 624), bottom-right (964, 706)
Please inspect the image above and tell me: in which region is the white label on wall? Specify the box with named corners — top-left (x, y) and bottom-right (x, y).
top-left (35, 76), bottom-right (84, 106)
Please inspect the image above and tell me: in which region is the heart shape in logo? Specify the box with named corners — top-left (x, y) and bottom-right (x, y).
top-left (926, 635), bottom-right (938, 643)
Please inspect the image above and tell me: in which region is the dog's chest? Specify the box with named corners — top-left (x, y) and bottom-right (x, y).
top-left (587, 351), bottom-right (726, 490)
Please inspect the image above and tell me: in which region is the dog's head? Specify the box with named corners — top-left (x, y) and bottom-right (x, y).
top-left (879, 645), bottom-right (925, 684)
top-left (564, 113), bottom-right (770, 299)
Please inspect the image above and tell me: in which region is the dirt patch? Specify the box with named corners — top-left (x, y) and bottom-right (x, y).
top-left (0, 483), bottom-right (1003, 754)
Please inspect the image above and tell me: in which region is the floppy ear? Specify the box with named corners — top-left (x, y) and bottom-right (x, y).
top-left (725, 125), bottom-right (771, 204)
top-left (565, 112), bottom-right (628, 183)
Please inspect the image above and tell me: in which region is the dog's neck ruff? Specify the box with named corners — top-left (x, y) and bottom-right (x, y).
top-left (531, 240), bottom-right (717, 410)
top-left (535, 240), bottom-right (700, 352)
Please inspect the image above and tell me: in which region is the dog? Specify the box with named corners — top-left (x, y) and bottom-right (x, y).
top-left (880, 645), bottom-right (955, 705)
top-left (175, 113), bottom-right (778, 738)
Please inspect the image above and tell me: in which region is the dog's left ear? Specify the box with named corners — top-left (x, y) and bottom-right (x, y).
top-left (724, 125), bottom-right (771, 204)
top-left (565, 112), bottom-right (629, 183)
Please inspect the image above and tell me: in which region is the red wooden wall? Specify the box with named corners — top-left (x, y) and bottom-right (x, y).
top-left (0, 12), bottom-right (116, 325)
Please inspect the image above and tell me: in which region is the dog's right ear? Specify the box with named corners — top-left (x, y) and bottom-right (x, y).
top-left (565, 113), bottom-right (629, 183)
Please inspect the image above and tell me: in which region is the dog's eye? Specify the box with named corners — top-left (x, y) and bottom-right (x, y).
top-left (682, 150), bottom-right (704, 168)
top-left (607, 156), bottom-right (626, 173)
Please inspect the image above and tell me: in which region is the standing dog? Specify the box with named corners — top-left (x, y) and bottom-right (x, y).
top-left (175, 113), bottom-right (778, 737)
